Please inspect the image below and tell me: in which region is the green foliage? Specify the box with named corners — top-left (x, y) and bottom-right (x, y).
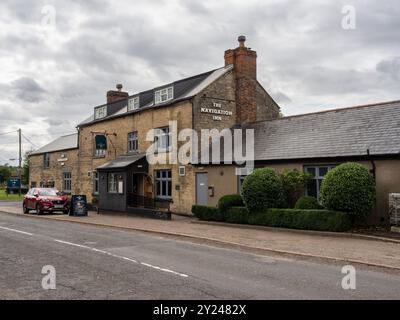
top-left (320, 162), bottom-right (376, 218)
top-left (241, 168), bottom-right (286, 213)
top-left (281, 169), bottom-right (311, 207)
top-left (191, 205), bottom-right (223, 221)
top-left (218, 194), bottom-right (244, 213)
top-left (295, 196), bottom-right (323, 210)
top-left (0, 166), bottom-right (12, 184)
top-left (224, 207), bottom-right (249, 224)
top-left (248, 209), bottom-right (352, 232)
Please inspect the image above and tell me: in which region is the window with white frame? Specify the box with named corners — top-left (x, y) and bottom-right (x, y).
top-left (304, 165), bottom-right (336, 201)
top-left (93, 171), bottom-right (99, 195)
top-left (108, 173), bottom-right (117, 193)
top-left (155, 170), bottom-right (172, 199)
top-left (94, 106), bottom-right (107, 119)
top-left (154, 127), bottom-right (171, 152)
top-left (128, 97), bottom-right (140, 111)
top-left (62, 172), bottom-right (72, 193)
top-left (154, 86), bottom-right (173, 104)
top-left (128, 131), bottom-right (138, 153)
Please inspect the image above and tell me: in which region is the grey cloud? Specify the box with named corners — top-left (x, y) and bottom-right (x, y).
top-left (11, 77), bottom-right (47, 103)
top-left (377, 57), bottom-right (400, 80)
top-left (1, 0), bottom-right (400, 165)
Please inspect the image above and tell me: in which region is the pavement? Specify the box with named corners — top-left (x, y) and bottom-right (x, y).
top-left (1, 202), bottom-right (400, 271)
top-left (1, 212), bottom-right (400, 299)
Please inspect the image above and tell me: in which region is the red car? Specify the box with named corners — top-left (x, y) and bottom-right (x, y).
top-left (23, 188), bottom-right (70, 215)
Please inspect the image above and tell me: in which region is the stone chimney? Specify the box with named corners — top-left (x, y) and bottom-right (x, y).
top-left (107, 84), bottom-right (129, 104)
top-left (224, 36), bottom-right (258, 123)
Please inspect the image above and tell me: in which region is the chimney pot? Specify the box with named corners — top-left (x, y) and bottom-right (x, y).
top-left (238, 35), bottom-right (246, 47)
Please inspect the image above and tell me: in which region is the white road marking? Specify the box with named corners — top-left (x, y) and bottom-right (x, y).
top-left (54, 239), bottom-right (188, 278)
top-left (0, 226), bottom-right (33, 236)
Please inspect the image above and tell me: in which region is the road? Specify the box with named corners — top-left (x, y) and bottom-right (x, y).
top-left (0, 212), bottom-right (399, 299)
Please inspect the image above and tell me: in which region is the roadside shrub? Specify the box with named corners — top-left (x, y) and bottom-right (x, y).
top-left (224, 207), bottom-right (249, 224)
top-left (248, 209), bottom-right (352, 232)
top-left (241, 168), bottom-right (286, 213)
top-left (218, 194), bottom-right (244, 214)
top-left (320, 163), bottom-right (376, 218)
top-left (191, 205), bottom-right (223, 221)
top-left (295, 196), bottom-right (323, 210)
top-left (281, 169), bottom-right (311, 208)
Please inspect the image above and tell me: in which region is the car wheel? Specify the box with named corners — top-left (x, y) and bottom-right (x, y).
top-left (63, 209), bottom-right (69, 215)
top-left (36, 204), bottom-right (44, 215)
top-left (23, 203), bottom-right (29, 214)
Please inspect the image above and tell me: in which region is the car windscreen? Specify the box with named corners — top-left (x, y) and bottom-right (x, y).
top-left (38, 189), bottom-right (59, 196)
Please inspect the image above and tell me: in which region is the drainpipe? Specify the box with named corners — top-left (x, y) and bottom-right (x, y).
top-left (367, 149), bottom-right (376, 180)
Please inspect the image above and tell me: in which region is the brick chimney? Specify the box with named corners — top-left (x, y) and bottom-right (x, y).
top-left (107, 84), bottom-right (129, 104)
top-left (224, 36), bottom-right (258, 123)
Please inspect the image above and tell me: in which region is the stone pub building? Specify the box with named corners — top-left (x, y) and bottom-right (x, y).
top-left (29, 36), bottom-right (400, 225)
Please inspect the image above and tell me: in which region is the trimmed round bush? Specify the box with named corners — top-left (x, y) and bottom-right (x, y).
top-left (295, 196), bottom-right (323, 210)
top-left (320, 163), bottom-right (376, 217)
top-left (218, 194), bottom-right (244, 213)
top-left (241, 168), bottom-right (286, 213)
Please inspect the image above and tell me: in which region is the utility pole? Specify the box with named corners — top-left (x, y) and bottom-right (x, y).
top-left (18, 128), bottom-right (22, 196)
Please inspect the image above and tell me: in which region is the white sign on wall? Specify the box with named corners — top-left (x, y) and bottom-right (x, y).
top-left (200, 102), bottom-right (233, 121)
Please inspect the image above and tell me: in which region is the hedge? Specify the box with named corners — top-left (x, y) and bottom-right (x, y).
top-left (248, 209), bottom-right (352, 232)
top-left (191, 205), bottom-right (223, 221)
top-left (224, 206), bottom-right (249, 224)
top-left (295, 196), bottom-right (323, 210)
top-left (192, 205), bottom-right (351, 232)
top-left (218, 194), bottom-right (244, 213)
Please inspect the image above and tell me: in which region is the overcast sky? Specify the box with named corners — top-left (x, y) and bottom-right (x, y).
top-left (0, 0), bottom-right (399, 165)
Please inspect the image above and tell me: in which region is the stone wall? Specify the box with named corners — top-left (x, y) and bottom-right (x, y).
top-left (77, 100), bottom-right (196, 214)
top-left (29, 148), bottom-right (79, 193)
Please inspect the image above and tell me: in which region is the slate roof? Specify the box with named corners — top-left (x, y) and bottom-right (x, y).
top-left (96, 153), bottom-right (146, 170)
top-left (30, 133), bottom-right (78, 155)
top-left (78, 65), bottom-right (233, 127)
top-left (243, 100), bottom-right (400, 161)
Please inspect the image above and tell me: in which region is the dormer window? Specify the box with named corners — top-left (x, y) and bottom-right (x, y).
top-left (155, 86), bottom-right (173, 104)
top-left (94, 106), bottom-right (107, 120)
top-left (128, 97), bottom-right (140, 111)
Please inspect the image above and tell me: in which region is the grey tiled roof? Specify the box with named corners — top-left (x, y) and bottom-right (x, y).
top-left (78, 65), bottom-right (233, 127)
top-left (30, 133), bottom-right (78, 155)
top-left (243, 101), bottom-right (400, 161)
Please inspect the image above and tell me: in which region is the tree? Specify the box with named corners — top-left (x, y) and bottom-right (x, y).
top-left (0, 165), bottom-right (12, 184)
top-left (241, 168), bottom-right (286, 213)
top-left (280, 169), bottom-right (311, 208)
top-left (320, 162), bottom-right (376, 218)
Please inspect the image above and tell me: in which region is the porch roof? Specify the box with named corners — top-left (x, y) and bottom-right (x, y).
top-left (96, 153), bottom-right (146, 170)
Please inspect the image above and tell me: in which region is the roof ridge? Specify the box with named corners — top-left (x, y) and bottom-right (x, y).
top-left (248, 99), bottom-right (400, 125)
top-left (91, 67), bottom-right (221, 109)
top-left (59, 132), bottom-right (78, 138)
